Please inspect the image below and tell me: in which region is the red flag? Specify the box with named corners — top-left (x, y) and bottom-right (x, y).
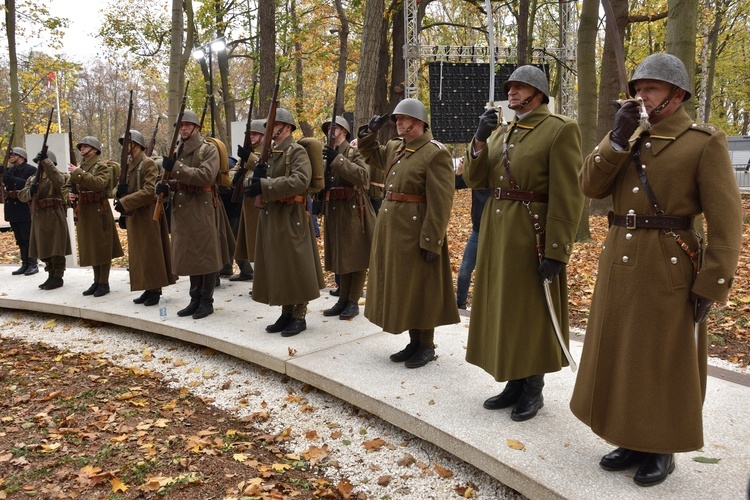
top-left (46, 71), bottom-right (55, 92)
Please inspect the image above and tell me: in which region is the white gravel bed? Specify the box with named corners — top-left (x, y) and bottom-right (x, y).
top-left (0, 309), bottom-right (525, 499)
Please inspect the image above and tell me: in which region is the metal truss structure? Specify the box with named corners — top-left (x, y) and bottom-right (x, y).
top-left (403, 0), bottom-right (578, 117)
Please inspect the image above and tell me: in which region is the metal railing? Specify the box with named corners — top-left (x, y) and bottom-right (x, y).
top-left (734, 164), bottom-right (750, 191)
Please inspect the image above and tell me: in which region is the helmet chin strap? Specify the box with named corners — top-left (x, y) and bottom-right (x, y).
top-left (508, 91), bottom-right (540, 110)
top-left (650, 87), bottom-right (679, 117)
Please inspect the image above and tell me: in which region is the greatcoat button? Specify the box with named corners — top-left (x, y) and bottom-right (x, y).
top-left (670, 257), bottom-right (677, 264)
top-left (622, 256), bottom-right (629, 263)
top-left (495, 209), bottom-right (501, 214)
top-left (645, 142), bottom-right (652, 149)
top-left (626, 233), bottom-right (632, 240)
top-left (594, 155), bottom-right (602, 163)
top-left (718, 278), bottom-right (726, 284)
top-left (425, 237), bottom-right (430, 242)
top-left (388, 184), bottom-right (393, 189)
top-left (499, 175), bottom-right (504, 181)
top-left (552, 243), bottom-right (559, 249)
top-left (412, 215), bottom-right (417, 220)
top-left (632, 187), bottom-right (639, 193)
top-left (384, 208), bottom-right (388, 213)
top-left (509, 144), bottom-right (515, 149)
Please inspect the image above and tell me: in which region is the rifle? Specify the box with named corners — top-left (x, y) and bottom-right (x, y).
top-left (199, 93), bottom-right (210, 131)
top-left (118, 90), bottom-right (134, 190)
top-left (323, 85), bottom-right (341, 193)
top-left (0, 123), bottom-right (15, 204)
top-left (254, 69), bottom-right (281, 209)
top-left (231, 80), bottom-right (257, 203)
top-left (145, 116), bottom-right (161, 157)
top-left (153, 80), bottom-right (190, 221)
top-left (68, 118), bottom-right (79, 215)
top-left (32, 108), bottom-right (55, 210)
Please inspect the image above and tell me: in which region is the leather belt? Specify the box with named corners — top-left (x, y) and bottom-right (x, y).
top-left (277, 195), bottom-right (306, 205)
top-left (608, 211), bottom-right (692, 230)
top-left (328, 187), bottom-right (358, 200)
top-left (492, 187), bottom-right (548, 203)
top-left (385, 191), bottom-right (426, 203)
top-left (4, 190), bottom-right (20, 199)
top-left (173, 181), bottom-right (213, 194)
top-left (79, 191), bottom-right (103, 203)
top-left (35, 198), bottom-right (63, 208)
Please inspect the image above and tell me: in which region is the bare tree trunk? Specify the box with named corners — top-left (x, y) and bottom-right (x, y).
top-left (258, 0), bottom-right (276, 114)
top-left (333, 0), bottom-right (349, 113)
top-left (699, 0), bottom-right (724, 123)
top-left (289, 0), bottom-right (312, 137)
top-left (389, 4), bottom-right (406, 108)
top-left (575, 0), bottom-right (600, 242)
top-left (355, 0), bottom-right (385, 130)
top-left (215, 0), bottom-right (235, 145)
top-left (6, 0), bottom-right (25, 143)
top-left (666, 0), bottom-right (698, 118)
top-left (517, 0), bottom-right (529, 64)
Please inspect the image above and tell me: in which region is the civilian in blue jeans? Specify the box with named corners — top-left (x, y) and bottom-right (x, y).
top-left (455, 157), bottom-right (490, 309)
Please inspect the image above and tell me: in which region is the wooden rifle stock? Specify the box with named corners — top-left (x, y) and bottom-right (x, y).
top-left (145, 116), bottom-right (161, 157)
top-left (0, 123), bottom-right (15, 204)
top-left (254, 69), bottom-right (281, 209)
top-left (153, 81), bottom-right (190, 221)
top-left (231, 80), bottom-right (257, 203)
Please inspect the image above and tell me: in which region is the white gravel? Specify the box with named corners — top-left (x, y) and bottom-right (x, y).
top-left (0, 309), bottom-right (526, 499)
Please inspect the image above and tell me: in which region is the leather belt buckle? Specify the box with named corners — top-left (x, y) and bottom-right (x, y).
top-left (625, 213), bottom-right (637, 229)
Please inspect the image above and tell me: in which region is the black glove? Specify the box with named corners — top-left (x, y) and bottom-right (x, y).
top-left (118, 215), bottom-right (127, 230)
top-left (475, 108), bottom-right (499, 142)
top-left (237, 144), bottom-right (251, 163)
top-left (116, 183), bottom-right (129, 199)
top-left (420, 249), bottom-right (439, 263)
top-left (322, 145), bottom-right (340, 166)
top-left (155, 182), bottom-right (169, 197)
top-left (367, 114), bottom-right (390, 133)
top-left (29, 183), bottom-right (38, 196)
top-left (2, 173), bottom-right (12, 185)
top-left (113, 200), bottom-right (124, 214)
top-left (33, 150), bottom-right (48, 164)
top-left (232, 167), bottom-right (245, 187)
top-left (690, 292), bottom-right (715, 324)
top-left (538, 258), bottom-right (565, 281)
top-left (162, 156), bottom-right (175, 172)
top-left (244, 178), bottom-right (262, 198)
top-left (252, 161), bottom-right (268, 180)
top-left (610, 100), bottom-right (640, 148)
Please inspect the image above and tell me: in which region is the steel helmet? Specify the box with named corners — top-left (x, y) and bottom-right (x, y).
top-left (119, 129), bottom-right (147, 149)
top-left (628, 53), bottom-right (692, 101)
top-left (180, 110), bottom-right (201, 127)
top-left (46, 151), bottom-right (57, 165)
top-left (390, 98), bottom-right (429, 128)
top-left (250, 119), bottom-right (266, 134)
top-left (504, 65), bottom-right (550, 103)
top-left (268, 108), bottom-right (296, 131)
top-left (11, 147), bottom-right (27, 159)
top-left (321, 116), bottom-right (351, 138)
top-left (76, 136), bottom-right (102, 153)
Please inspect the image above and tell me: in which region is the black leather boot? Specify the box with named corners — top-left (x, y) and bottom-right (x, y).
top-left (405, 345), bottom-right (436, 368)
top-left (12, 264), bottom-right (29, 275)
top-left (93, 284), bottom-right (110, 297)
top-left (177, 276), bottom-right (202, 317)
top-left (266, 313), bottom-right (293, 333)
top-left (44, 277), bottom-right (64, 290)
top-left (24, 263), bottom-right (38, 275)
top-left (600, 447), bottom-right (648, 471)
top-left (281, 318), bottom-right (306, 337)
top-left (12, 247), bottom-right (29, 275)
top-left (483, 379), bottom-right (524, 410)
top-left (82, 283), bottom-right (99, 296)
top-left (390, 342), bottom-right (419, 363)
top-left (193, 273), bottom-right (216, 319)
top-left (143, 291), bottom-right (161, 307)
top-left (634, 453), bottom-right (675, 486)
top-left (39, 274), bottom-right (52, 289)
top-left (133, 290), bottom-right (151, 304)
top-left (323, 300), bottom-right (347, 317)
top-left (510, 374), bottom-right (545, 421)
top-left (339, 301), bottom-right (359, 320)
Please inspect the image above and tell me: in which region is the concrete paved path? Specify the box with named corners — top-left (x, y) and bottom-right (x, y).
top-left (1, 266), bottom-right (748, 499)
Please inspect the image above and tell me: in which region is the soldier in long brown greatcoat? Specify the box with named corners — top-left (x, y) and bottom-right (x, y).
top-left (113, 130), bottom-right (175, 306)
top-left (464, 66), bottom-right (584, 422)
top-left (319, 116), bottom-right (375, 320)
top-left (66, 136), bottom-right (124, 297)
top-left (155, 110), bottom-right (222, 320)
top-left (569, 53), bottom-right (744, 487)
top-left (357, 98), bottom-right (459, 369)
top-left (233, 119), bottom-right (265, 284)
top-left (19, 151), bottom-right (71, 290)
top-left (246, 108), bottom-right (324, 337)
